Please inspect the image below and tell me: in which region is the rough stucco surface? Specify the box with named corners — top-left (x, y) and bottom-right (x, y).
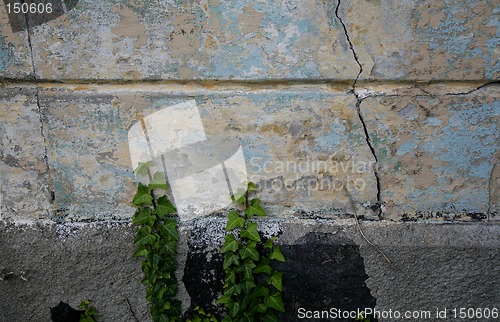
top-left (28, 0), bottom-right (359, 80)
top-left (0, 221), bottom-right (498, 322)
top-left (0, 7), bottom-right (32, 79)
top-left (0, 85), bottom-right (497, 222)
top-left (0, 88), bottom-right (51, 218)
top-left (0, 0), bottom-right (499, 321)
top-left (1, 86), bottom-right (385, 221)
top-left (361, 86), bottom-right (499, 220)
top-left (341, 0), bottom-right (500, 81)
top-left (0, 0), bottom-right (497, 80)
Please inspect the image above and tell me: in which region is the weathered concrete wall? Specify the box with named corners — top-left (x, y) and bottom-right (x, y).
top-left (1, 0), bottom-right (499, 321)
top-left (1, 220), bottom-right (499, 321)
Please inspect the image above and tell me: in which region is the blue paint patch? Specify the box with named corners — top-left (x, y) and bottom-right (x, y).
top-left (314, 122), bottom-right (345, 152)
top-left (397, 140), bottom-right (418, 157)
top-left (200, 0), bottom-right (327, 78)
top-left (423, 117), bottom-right (442, 127)
top-left (485, 37), bottom-right (500, 78)
top-left (240, 135), bottom-right (272, 172)
top-left (421, 101), bottom-right (499, 179)
top-left (417, 1), bottom-right (499, 77)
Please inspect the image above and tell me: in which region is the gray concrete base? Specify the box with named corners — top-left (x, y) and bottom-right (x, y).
top-left (0, 220), bottom-right (498, 321)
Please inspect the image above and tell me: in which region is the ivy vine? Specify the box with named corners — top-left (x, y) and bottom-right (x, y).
top-left (132, 163), bottom-right (286, 322)
top-left (217, 182), bottom-right (286, 322)
top-left (79, 299), bottom-right (98, 322)
top-left (132, 164), bottom-right (181, 321)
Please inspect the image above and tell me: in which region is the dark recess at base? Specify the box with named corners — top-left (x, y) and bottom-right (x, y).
top-left (183, 230), bottom-right (377, 321)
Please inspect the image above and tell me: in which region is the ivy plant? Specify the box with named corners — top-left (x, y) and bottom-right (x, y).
top-left (79, 299), bottom-right (98, 322)
top-left (132, 163), bottom-right (181, 322)
top-left (132, 162), bottom-right (286, 322)
top-left (187, 306), bottom-right (218, 322)
top-left (217, 182), bottom-right (286, 322)
top-left (355, 313), bottom-right (373, 322)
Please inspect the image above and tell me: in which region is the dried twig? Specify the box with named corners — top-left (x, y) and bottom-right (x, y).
top-left (344, 188), bottom-right (393, 268)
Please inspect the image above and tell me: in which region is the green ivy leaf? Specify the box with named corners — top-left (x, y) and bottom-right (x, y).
top-left (225, 283), bottom-right (241, 296)
top-left (160, 218), bottom-right (179, 240)
top-left (135, 225), bottom-right (151, 240)
top-left (151, 254), bottom-right (161, 269)
top-left (264, 237), bottom-right (275, 249)
top-left (247, 303), bottom-right (267, 316)
top-left (133, 183), bottom-right (153, 206)
top-left (269, 246), bottom-right (285, 262)
top-left (236, 195), bottom-right (246, 205)
top-left (253, 262), bottom-right (272, 275)
top-left (232, 186), bottom-right (246, 202)
top-left (226, 210), bottom-right (245, 231)
top-left (265, 292), bottom-right (285, 312)
top-left (229, 301), bottom-right (240, 317)
top-left (245, 199), bottom-right (267, 218)
top-left (157, 285), bottom-right (168, 301)
top-left (155, 196), bottom-right (176, 218)
top-left (240, 317), bottom-right (254, 322)
top-left (148, 171), bottom-right (169, 191)
top-left (247, 182), bottom-right (257, 193)
top-left (160, 240), bottom-right (177, 256)
top-left (269, 271), bottom-right (283, 291)
top-left (225, 270), bottom-right (236, 285)
top-left (221, 316), bottom-right (232, 322)
top-left (134, 161), bottom-right (153, 176)
top-left (217, 294), bottom-right (234, 305)
top-left (241, 222), bottom-right (261, 242)
top-left (161, 300), bottom-right (171, 310)
top-left (239, 242), bottom-right (259, 261)
top-left (237, 260), bottom-right (256, 279)
top-left (133, 247), bottom-right (149, 258)
top-left (223, 253), bottom-right (240, 270)
top-left (134, 226), bottom-right (156, 246)
top-left (262, 313), bottom-right (280, 322)
top-left (250, 286), bottom-right (270, 299)
top-left (132, 207), bottom-right (155, 226)
top-left (158, 314), bottom-right (169, 322)
top-left (135, 233), bottom-right (157, 246)
top-left (239, 280), bottom-right (256, 294)
top-left (221, 234), bottom-right (239, 253)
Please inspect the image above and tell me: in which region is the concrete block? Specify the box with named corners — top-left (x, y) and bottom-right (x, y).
top-left (38, 86), bottom-right (378, 220)
top-left (0, 221), bottom-right (151, 322)
top-left (360, 86), bottom-right (499, 220)
top-left (339, 0), bottom-right (500, 81)
top-left (1, 220), bottom-right (498, 321)
top-left (0, 88), bottom-right (51, 220)
top-left (27, 0), bottom-right (358, 80)
top-left (0, 8), bottom-right (34, 79)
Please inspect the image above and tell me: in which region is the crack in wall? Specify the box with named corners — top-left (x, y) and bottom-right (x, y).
top-left (415, 81), bottom-right (500, 98)
top-left (334, 0), bottom-right (362, 89)
top-left (23, 10), bottom-right (37, 80)
top-left (35, 91), bottom-right (55, 207)
top-left (335, 0), bottom-right (382, 218)
top-left (444, 81), bottom-right (500, 96)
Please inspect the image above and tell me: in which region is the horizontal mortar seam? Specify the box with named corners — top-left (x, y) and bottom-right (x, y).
top-left (0, 81), bottom-right (498, 95)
